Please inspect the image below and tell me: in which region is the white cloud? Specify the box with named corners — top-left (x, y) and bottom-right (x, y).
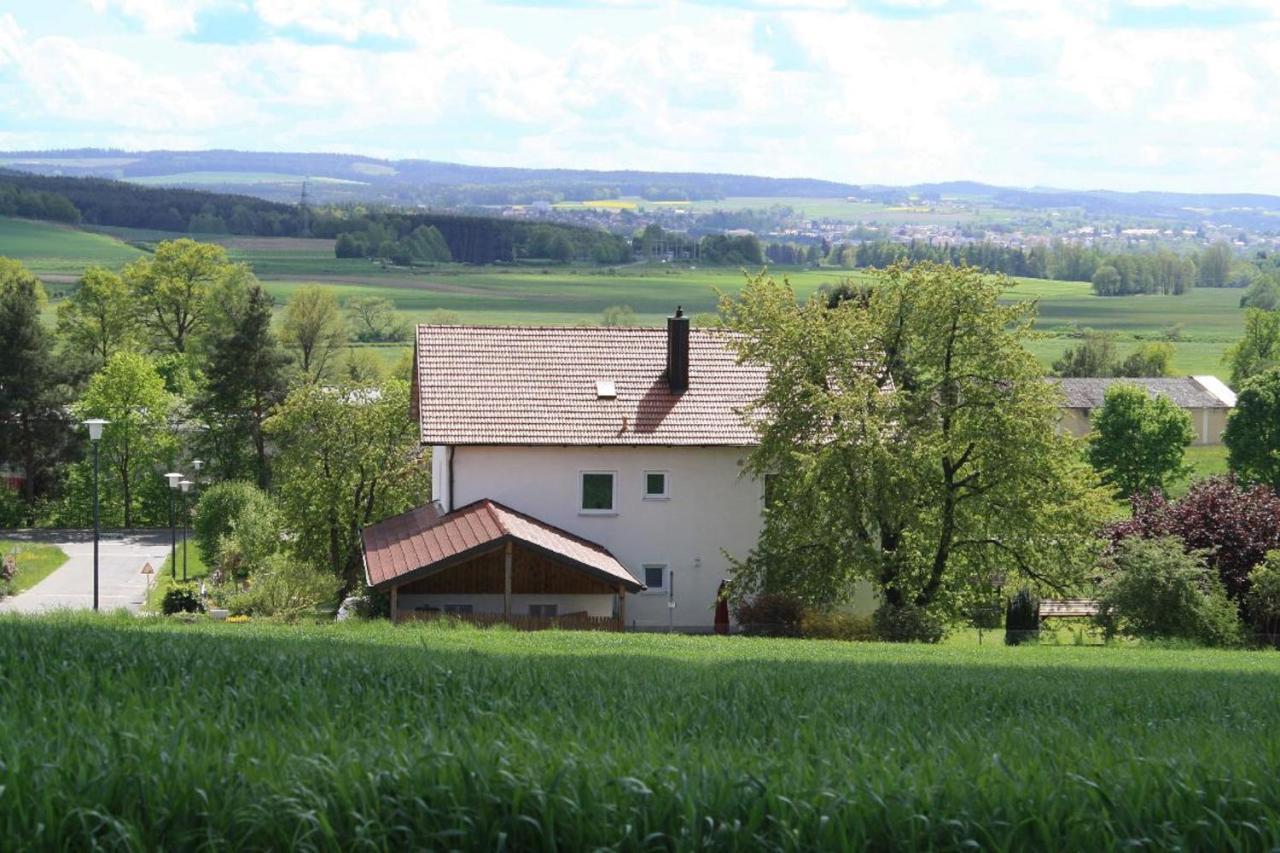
top-left (251, 0), bottom-right (448, 43)
top-left (2, 0), bottom-right (1278, 192)
top-left (86, 0), bottom-right (219, 36)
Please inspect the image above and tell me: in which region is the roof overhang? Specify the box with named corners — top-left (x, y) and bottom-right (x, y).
top-left (361, 499), bottom-right (644, 593)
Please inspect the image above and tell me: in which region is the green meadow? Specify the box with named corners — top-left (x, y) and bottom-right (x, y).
top-left (1, 216), bottom-right (1246, 376)
top-left (1, 614), bottom-right (1278, 850)
top-left (0, 217), bottom-right (143, 275)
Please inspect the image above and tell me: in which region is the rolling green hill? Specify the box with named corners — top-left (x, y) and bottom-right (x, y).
top-left (0, 217), bottom-right (143, 275)
top-left (0, 216), bottom-right (1244, 376)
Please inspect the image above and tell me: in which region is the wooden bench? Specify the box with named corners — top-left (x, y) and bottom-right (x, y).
top-left (1039, 598), bottom-right (1100, 619)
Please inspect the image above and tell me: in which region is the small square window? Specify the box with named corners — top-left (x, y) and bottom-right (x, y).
top-left (644, 471), bottom-right (668, 499)
top-left (529, 604), bottom-right (558, 618)
top-left (580, 472), bottom-right (615, 512)
top-left (644, 565), bottom-right (667, 590)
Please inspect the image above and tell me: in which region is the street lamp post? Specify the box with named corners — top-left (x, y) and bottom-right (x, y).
top-left (165, 472), bottom-right (183, 580)
top-left (179, 480), bottom-right (192, 582)
top-left (84, 419), bottom-right (109, 611)
top-left (191, 459), bottom-right (204, 514)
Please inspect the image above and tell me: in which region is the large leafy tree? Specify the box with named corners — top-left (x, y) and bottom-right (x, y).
top-left (123, 238), bottom-right (236, 353)
top-left (280, 285), bottom-right (346, 381)
top-left (1223, 367), bottom-right (1280, 492)
top-left (345, 296), bottom-right (408, 343)
top-left (0, 259), bottom-right (69, 517)
top-left (265, 380), bottom-right (429, 591)
top-left (75, 351), bottom-right (176, 528)
top-left (1087, 383), bottom-right (1194, 499)
top-left (1225, 308), bottom-right (1280, 388)
top-left (720, 264), bottom-right (1109, 618)
top-left (55, 266), bottom-right (138, 367)
top-left (197, 280), bottom-right (292, 487)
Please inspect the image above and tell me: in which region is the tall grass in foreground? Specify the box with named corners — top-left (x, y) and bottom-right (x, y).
top-left (1, 615), bottom-right (1279, 850)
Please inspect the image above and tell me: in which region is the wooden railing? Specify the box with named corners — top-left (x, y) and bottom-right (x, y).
top-left (1040, 598), bottom-right (1100, 619)
top-left (398, 610), bottom-right (624, 632)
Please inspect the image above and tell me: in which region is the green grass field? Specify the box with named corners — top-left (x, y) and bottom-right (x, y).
top-left (0, 217), bottom-right (143, 275)
top-left (2, 216), bottom-right (1247, 376)
top-left (1, 615), bottom-right (1278, 849)
top-left (0, 541), bottom-right (68, 594)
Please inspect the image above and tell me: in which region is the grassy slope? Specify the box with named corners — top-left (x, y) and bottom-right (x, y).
top-left (1, 615), bottom-right (1278, 849)
top-left (2, 216), bottom-right (1244, 375)
top-left (0, 217), bottom-right (142, 276)
top-left (0, 541), bottom-right (68, 594)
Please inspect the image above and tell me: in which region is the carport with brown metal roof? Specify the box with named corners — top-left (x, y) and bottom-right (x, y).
top-left (361, 499), bottom-right (645, 629)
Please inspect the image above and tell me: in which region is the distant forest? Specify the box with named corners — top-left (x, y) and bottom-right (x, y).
top-left (766, 236), bottom-right (1276, 295)
top-left (0, 149), bottom-right (861, 204)
top-left (0, 170), bottom-right (630, 265)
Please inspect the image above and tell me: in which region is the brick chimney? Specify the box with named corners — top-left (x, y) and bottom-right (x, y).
top-left (666, 306), bottom-right (689, 393)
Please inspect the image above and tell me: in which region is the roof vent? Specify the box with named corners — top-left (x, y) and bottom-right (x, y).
top-left (595, 380), bottom-right (616, 399)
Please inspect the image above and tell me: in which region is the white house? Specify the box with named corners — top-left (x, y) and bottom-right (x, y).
top-left (361, 309), bottom-right (774, 631)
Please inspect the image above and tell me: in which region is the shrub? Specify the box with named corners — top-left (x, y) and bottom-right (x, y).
top-left (1246, 553), bottom-right (1280, 641)
top-left (215, 498), bottom-right (284, 580)
top-left (1108, 476), bottom-right (1280, 602)
top-left (733, 593), bottom-right (804, 637)
top-left (872, 603), bottom-right (945, 644)
top-left (1004, 589), bottom-right (1040, 646)
top-left (1094, 537), bottom-right (1243, 647)
top-left (161, 585), bottom-right (205, 615)
top-left (192, 481), bottom-right (274, 566)
top-left (337, 586), bottom-right (389, 620)
top-left (800, 609), bottom-right (875, 641)
top-left (225, 554), bottom-right (339, 620)
top-left (0, 552), bottom-right (15, 598)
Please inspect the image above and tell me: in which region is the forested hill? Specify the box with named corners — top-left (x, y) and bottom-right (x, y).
top-left (0, 168), bottom-right (302, 231)
top-left (898, 181), bottom-right (1280, 224)
top-left (0, 170), bottom-right (631, 265)
top-left (0, 149), bottom-right (861, 203)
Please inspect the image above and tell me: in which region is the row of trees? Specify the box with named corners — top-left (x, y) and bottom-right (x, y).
top-left (1051, 332), bottom-right (1174, 378)
top-left (326, 212), bottom-right (632, 265)
top-left (806, 237), bottom-right (1267, 297)
top-left (335, 224), bottom-right (452, 265)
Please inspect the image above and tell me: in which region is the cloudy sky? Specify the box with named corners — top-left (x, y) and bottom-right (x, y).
top-left (1, 0), bottom-right (1277, 193)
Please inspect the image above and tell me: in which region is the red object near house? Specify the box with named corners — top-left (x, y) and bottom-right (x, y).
top-left (714, 581), bottom-right (730, 634)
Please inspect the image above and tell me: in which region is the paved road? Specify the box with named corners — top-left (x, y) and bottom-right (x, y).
top-left (0, 530), bottom-right (174, 613)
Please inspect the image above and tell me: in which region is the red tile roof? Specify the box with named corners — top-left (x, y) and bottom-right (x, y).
top-left (361, 499), bottom-right (644, 591)
top-left (414, 325), bottom-right (767, 446)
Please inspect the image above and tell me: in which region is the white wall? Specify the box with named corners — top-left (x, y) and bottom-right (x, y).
top-left (449, 445), bottom-right (765, 630)
top-left (398, 593), bottom-right (614, 618)
top-left (1062, 406), bottom-right (1229, 445)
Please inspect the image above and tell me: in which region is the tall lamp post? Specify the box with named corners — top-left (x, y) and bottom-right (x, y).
top-left (165, 472), bottom-right (183, 580)
top-left (179, 479), bottom-right (192, 581)
top-left (84, 419), bottom-right (109, 611)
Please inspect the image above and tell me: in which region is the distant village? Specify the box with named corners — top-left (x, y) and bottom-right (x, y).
top-left (496, 194), bottom-right (1280, 259)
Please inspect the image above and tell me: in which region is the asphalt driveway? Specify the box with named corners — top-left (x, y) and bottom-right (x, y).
top-left (0, 530), bottom-right (174, 613)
